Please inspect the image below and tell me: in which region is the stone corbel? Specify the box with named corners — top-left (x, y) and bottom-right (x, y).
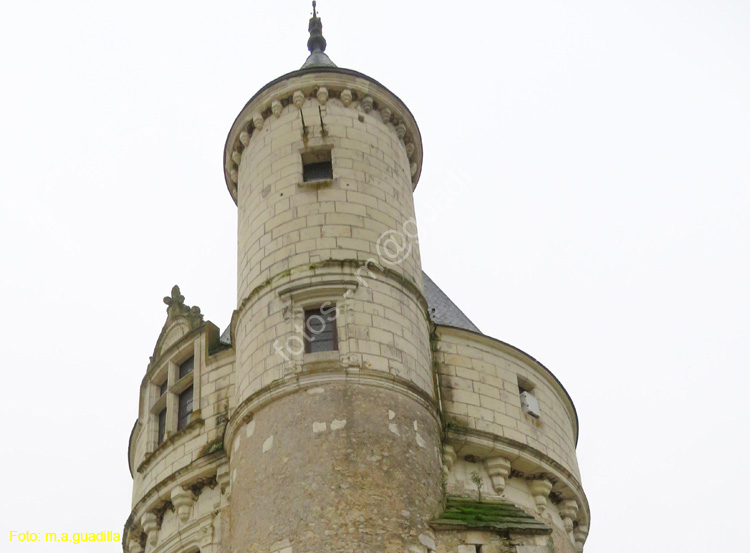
top-left (485, 457), bottom-right (512, 494)
top-left (216, 463), bottom-right (230, 495)
top-left (360, 96), bottom-right (374, 113)
top-left (140, 512), bottom-right (160, 546)
top-left (293, 90), bottom-right (305, 109)
top-left (442, 444), bottom-right (457, 476)
top-left (558, 499), bottom-right (580, 535)
top-left (128, 536), bottom-right (144, 553)
top-left (171, 486), bottom-right (196, 523)
top-left (573, 524), bottom-right (588, 552)
top-left (527, 478), bottom-right (554, 514)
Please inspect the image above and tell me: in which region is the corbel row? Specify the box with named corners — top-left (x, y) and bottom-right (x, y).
top-left (225, 85), bottom-right (421, 189)
top-left (127, 474), bottom-right (227, 553)
top-left (442, 445), bottom-right (589, 552)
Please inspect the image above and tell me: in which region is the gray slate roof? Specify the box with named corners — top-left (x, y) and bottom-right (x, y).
top-left (219, 271), bottom-right (479, 346)
top-left (301, 51), bottom-right (336, 69)
top-left (422, 272), bottom-right (480, 333)
top-left (219, 323), bottom-right (232, 345)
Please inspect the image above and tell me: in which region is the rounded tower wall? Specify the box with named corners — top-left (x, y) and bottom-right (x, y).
top-left (436, 328), bottom-right (580, 480)
top-left (225, 71), bottom-right (444, 553)
top-left (230, 72), bottom-right (424, 304)
top-left (233, 267), bottom-right (434, 405)
top-left (435, 326), bottom-right (590, 544)
top-left (227, 382), bottom-right (443, 553)
top-left (228, 72), bottom-right (431, 409)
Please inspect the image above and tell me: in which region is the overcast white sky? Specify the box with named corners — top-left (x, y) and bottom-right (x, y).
top-left (1, 1), bottom-right (748, 551)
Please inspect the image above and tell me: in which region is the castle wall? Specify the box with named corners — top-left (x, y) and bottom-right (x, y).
top-left (435, 327), bottom-right (580, 481)
top-left (228, 383), bottom-right (443, 553)
top-left (433, 326), bottom-right (589, 550)
top-left (125, 321), bottom-right (235, 553)
top-left (230, 74), bottom-right (429, 406)
top-left (123, 53), bottom-right (590, 553)
top-left (129, 327), bottom-right (235, 506)
top-left (235, 91), bottom-right (422, 304)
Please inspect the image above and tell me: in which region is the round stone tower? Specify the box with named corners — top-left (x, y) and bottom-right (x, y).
top-left (222, 4), bottom-right (441, 553)
top-left (124, 5), bottom-right (590, 553)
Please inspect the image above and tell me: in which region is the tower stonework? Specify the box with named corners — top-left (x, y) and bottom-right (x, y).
top-left (124, 8), bottom-right (590, 553)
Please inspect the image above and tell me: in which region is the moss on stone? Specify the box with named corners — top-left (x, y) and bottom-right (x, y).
top-left (431, 496), bottom-right (551, 535)
top-left (199, 437), bottom-right (224, 458)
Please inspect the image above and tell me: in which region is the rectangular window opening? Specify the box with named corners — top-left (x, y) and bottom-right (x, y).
top-left (179, 356), bottom-right (194, 380)
top-left (157, 408), bottom-right (167, 444)
top-left (178, 386), bottom-right (194, 430)
top-left (304, 306), bottom-right (338, 353)
top-left (517, 376), bottom-right (541, 418)
top-left (517, 375), bottom-right (535, 396)
top-left (159, 380), bottom-right (168, 396)
top-left (302, 149), bottom-right (333, 182)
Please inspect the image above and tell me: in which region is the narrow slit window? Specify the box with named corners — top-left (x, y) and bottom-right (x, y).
top-left (159, 380), bottom-right (168, 396)
top-left (178, 386), bottom-right (194, 430)
top-left (304, 307), bottom-right (338, 353)
top-left (179, 356), bottom-right (194, 380)
top-left (302, 149), bottom-right (333, 182)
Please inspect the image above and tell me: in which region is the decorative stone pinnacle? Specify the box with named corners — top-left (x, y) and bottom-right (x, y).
top-left (163, 285), bottom-right (185, 309)
top-left (307, 1), bottom-right (326, 54)
top-left (163, 285), bottom-right (203, 326)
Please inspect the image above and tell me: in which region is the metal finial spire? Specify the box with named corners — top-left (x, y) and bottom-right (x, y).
top-left (307, 1), bottom-right (326, 54)
top-left (301, 1), bottom-right (336, 68)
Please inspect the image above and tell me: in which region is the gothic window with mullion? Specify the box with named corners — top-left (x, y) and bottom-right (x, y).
top-left (152, 352), bottom-right (197, 447)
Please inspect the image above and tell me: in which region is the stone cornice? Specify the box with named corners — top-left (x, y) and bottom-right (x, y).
top-left (136, 416), bottom-right (205, 475)
top-left (224, 367), bottom-right (441, 460)
top-left (236, 258), bottom-right (429, 324)
top-left (445, 427), bottom-right (590, 530)
top-left (223, 68), bottom-right (424, 204)
top-left (123, 451), bottom-right (227, 552)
